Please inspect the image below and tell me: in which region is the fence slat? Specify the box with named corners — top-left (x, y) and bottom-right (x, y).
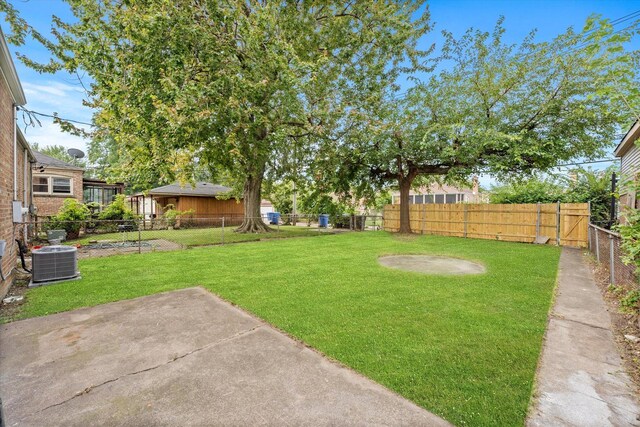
top-left (383, 203), bottom-right (589, 247)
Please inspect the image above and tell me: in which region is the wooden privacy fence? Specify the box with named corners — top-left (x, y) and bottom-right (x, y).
top-left (383, 203), bottom-right (589, 247)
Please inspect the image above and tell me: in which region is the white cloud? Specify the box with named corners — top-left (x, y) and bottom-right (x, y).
top-left (23, 81), bottom-right (83, 98)
top-left (20, 118), bottom-right (89, 154)
top-left (16, 77), bottom-right (94, 157)
top-left (21, 79), bottom-right (93, 122)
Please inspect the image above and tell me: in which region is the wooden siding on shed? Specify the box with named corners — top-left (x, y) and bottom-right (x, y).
top-left (175, 196), bottom-right (244, 217)
top-left (621, 144), bottom-right (640, 187)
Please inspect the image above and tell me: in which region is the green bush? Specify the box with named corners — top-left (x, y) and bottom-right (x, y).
top-left (621, 290), bottom-right (640, 311)
top-left (99, 194), bottom-right (137, 221)
top-left (49, 198), bottom-right (91, 239)
top-left (490, 167), bottom-right (616, 224)
top-left (617, 207), bottom-right (640, 273)
top-left (163, 204), bottom-right (194, 228)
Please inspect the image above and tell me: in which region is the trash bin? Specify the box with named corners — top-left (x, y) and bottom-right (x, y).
top-left (318, 214), bottom-right (329, 228)
top-left (268, 212), bottom-right (280, 225)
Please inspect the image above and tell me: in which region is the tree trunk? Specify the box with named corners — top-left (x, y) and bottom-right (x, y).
top-left (235, 171), bottom-right (272, 233)
top-left (398, 175), bottom-right (413, 234)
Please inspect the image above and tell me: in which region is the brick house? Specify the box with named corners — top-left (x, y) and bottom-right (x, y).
top-left (33, 152), bottom-right (125, 217)
top-left (32, 151), bottom-right (84, 217)
top-left (390, 178), bottom-right (486, 205)
top-left (0, 27), bottom-right (35, 297)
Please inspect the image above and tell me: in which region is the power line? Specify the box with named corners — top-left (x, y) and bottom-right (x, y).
top-left (514, 9), bottom-right (640, 62)
top-left (17, 106), bottom-right (94, 127)
top-left (389, 10), bottom-right (640, 102)
top-left (555, 159), bottom-right (618, 167)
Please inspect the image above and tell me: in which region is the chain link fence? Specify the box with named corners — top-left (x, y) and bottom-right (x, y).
top-left (588, 224), bottom-right (637, 286)
top-left (25, 214), bottom-right (385, 259)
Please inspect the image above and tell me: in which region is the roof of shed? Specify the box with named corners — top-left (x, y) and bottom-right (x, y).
top-left (33, 151), bottom-right (84, 171)
top-left (148, 182), bottom-right (234, 198)
top-left (614, 119), bottom-right (640, 158)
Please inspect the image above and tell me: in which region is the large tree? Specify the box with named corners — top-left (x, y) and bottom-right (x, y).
top-left (330, 17), bottom-right (639, 233)
top-left (1, 0), bottom-right (431, 232)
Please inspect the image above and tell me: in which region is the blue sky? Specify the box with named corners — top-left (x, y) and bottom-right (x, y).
top-left (4, 0), bottom-right (640, 186)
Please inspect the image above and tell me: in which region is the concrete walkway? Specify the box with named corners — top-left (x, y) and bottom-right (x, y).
top-left (527, 247), bottom-right (640, 426)
top-left (0, 287), bottom-right (450, 426)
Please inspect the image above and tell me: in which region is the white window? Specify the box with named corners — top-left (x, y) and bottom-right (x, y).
top-left (33, 177), bottom-right (48, 193)
top-left (33, 176), bottom-right (73, 195)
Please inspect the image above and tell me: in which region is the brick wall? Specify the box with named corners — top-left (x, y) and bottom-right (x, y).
top-left (33, 168), bottom-right (84, 217)
top-left (0, 79), bottom-right (31, 297)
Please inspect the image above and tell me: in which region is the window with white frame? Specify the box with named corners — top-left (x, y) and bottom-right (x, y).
top-left (33, 176), bottom-right (73, 195)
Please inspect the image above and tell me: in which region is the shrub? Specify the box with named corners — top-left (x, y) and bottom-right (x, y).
top-left (99, 194), bottom-right (137, 221)
top-left (163, 204), bottom-right (194, 228)
top-left (621, 290), bottom-right (640, 311)
top-left (49, 198), bottom-right (91, 239)
top-left (617, 207), bottom-right (640, 273)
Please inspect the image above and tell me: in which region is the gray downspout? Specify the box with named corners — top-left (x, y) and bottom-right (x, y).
top-left (13, 104), bottom-right (17, 200)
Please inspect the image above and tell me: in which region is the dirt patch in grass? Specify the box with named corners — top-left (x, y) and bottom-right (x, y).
top-left (378, 254), bottom-right (486, 275)
top-left (588, 255), bottom-right (640, 389)
top-left (0, 274), bottom-right (30, 323)
top-left (391, 233), bottom-right (421, 243)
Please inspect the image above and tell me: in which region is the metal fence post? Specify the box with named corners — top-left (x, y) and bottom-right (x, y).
top-left (609, 233), bottom-right (615, 284)
top-left (595, 228), bottom-right (600, 262)
top-left (221, 217), bottom-right (224, 245)
top-left (138, 222), bottom-right (142, 254)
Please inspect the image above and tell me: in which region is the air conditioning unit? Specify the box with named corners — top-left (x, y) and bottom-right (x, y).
top-left (31, 246), bottom-right (79, 286)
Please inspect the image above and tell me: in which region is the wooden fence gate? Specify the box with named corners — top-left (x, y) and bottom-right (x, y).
top-left (383, 203), bottom-right (589, 247)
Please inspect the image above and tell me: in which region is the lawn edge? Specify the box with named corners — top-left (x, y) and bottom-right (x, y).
top-left (524, 245), bottom-right (564, 423)
top-left (201, 286), bottom-right (455, 425)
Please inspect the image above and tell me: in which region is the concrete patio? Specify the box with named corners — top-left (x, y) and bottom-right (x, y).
top-left (0, 287), bottom-right (450, 426)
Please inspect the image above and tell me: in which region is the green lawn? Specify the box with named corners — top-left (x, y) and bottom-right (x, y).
top-left (9, 232), bottom-right (560, 426)
top-left (69, 224), bottom-right (326, 247)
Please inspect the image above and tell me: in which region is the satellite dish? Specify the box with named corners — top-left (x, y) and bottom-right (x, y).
top-left (67, 148), bottom-right (85, 159)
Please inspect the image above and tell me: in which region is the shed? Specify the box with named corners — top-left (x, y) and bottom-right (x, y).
top-left (131, 182), bottom-right (244, 226)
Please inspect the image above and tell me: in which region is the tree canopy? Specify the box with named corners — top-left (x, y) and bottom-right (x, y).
top-left (324, 17), bottom-right (639, 233)
top-left (1, 0), bottom-right (432, 232)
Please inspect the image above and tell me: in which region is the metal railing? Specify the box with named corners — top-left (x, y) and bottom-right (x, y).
top-left (588, 224), bottom-right (637, 286)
